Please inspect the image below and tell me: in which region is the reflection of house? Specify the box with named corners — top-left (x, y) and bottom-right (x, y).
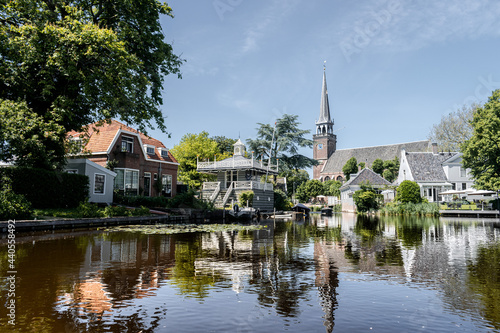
top-left (312, 68), bottom-right (431, 181)
top-left (396, 145), bottom-right (473, 202)
top-left (65, 159), bottom-right (116, 204)
top-left (68, 120), bottom-right (178, 197)
top-left (197, 139), bottom-right (277, 210)
top-left (340, 168), bottom-right (392, 212)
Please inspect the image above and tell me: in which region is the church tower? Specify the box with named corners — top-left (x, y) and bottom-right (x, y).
top-left (313, 67), bottom-right (336, 180)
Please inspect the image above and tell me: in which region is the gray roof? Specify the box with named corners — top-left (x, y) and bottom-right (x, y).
top-left (406, 152), bottom-right (458, 182)
top-left (340, 168), bottom-right (392, 190)
top-left (322, 140), bottom-right (431, 175)
top-left (317, 70), bottom-right (333, 125)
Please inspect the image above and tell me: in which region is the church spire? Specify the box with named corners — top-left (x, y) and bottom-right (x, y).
top-left (316, 65), bottom-right (334, 135)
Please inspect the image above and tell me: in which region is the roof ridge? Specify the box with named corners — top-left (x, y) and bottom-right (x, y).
top-left (335, 140), bottom-right (429, 151)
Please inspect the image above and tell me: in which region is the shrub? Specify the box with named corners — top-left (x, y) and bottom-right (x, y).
top-left (0, 167), bottom-right (89, 208)
top-left (239, 191), bottom-right (254, 207)
top-left (77, 200), bottom-right (103, 218)
top-left (166, 189), bottom-right (214, 210)
top-left (0, 176), bottom-right (32, 220)
top-left (114, 191), bottom-right (168, 208)
top-left (396, 180), bottom-right (422, 204)
top-left (274, 189), bottom-right (292, 211)
top-left (353, 182), bottom-right (382, 213)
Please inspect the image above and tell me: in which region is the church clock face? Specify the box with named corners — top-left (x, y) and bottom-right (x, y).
top-left (318, 143), bottom-right (323, 150)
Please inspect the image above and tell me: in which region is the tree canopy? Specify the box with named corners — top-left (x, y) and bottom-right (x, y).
top-left (353, 182), bottom-right (380, 213)
top-left (396, 180), bottom-right (422, 204)
top-left (342, 157), bottom-right (358, 180)
top-left (428, 104), bottom-right (476, 152)
top-left (0, 0), bottom-right (182, 169)
top-left (246, 114), bottom-right (317, 172)
top-left (462, 90), bottom-right (500, 190)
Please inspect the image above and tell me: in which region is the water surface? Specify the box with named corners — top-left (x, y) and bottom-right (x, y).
top-left (1, 214), bottom-right (499, 332)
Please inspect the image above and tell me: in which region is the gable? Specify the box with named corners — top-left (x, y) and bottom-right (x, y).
top-left (406, 152), bottom-right (457, 182)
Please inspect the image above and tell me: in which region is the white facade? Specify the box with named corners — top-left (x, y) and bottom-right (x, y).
top-left (66, 159), bottom-right (116, 204)
top-left (442, 154), bottom-right (474, 191)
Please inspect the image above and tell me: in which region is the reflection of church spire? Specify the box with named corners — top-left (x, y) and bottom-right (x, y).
top-left (315, 241), bottom-right (339, 333)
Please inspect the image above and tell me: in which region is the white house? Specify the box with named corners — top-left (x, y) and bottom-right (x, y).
top-left (66, 159), bottom-right (116, 204)
top-left (396, 145), bottom-right (473, 202)
top-left (340, 168), bottom-right (392, 212)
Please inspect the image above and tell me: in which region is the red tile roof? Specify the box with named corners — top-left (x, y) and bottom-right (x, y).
top-left (68, 120), bottom-right (178, 163)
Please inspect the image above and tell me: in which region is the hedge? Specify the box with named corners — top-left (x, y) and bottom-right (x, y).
top-left (0, 167), bottom-right (89, 208)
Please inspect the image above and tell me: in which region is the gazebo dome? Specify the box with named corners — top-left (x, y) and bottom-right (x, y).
top-left (233, 139), bottom-right (246, 156)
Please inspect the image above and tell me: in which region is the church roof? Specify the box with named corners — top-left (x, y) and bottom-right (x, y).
top-left (317, 70), bottom-right (333, 125)
top-left (340, 168), bottom-right (392, 190)
top-left (406, 151), bottom-right (458, 182)
top-left (321, 140), bottom-right (431, 175)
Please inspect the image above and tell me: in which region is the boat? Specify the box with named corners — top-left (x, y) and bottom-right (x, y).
top-left (321, 207), bottom-right (333, 216)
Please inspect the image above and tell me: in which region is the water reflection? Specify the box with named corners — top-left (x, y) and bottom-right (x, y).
top-left (0, 216), bottom-right (499, 332)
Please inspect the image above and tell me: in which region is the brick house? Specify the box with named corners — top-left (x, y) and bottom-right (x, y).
top-left (68, 120), bottom-right (178, 197)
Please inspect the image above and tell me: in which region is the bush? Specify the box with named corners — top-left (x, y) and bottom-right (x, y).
top-left (380, 202), bottom-right (439, 216)
top-left (0, 176), bottom-right (32, 220)
top-left (166, 189), bottom-right (214, 210)
top-left (353, 182), bottom-right (381, 213)
top-left (238, 191), bottom-right (254, 207)
top-left (396, 180), bottom-right (422, 204)
top-left (274, 189), bottom-right (292, 211)
top-left (77, 200), bottom-right (103, 218)
top-left (114, 191), bottom-right (168, 208)
top-left (0, 167), bottom-right (89, 208)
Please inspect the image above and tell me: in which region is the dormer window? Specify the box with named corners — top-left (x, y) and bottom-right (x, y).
top-left (121, 136), bottom-right (134, 153)
top-left (161, 149), bottom-right (169, 158)
top-left (144, 145), bottom-right (155, 155)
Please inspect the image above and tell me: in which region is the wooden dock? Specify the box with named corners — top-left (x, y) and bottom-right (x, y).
top-left (440, 210), bottom-right (500, 218)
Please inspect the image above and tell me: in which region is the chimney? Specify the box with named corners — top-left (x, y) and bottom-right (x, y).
top-left (432, 142), bottom-right (438, 154)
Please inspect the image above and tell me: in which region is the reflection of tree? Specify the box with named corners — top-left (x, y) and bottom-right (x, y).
top-left (467, 243), bottom-right (500, 330)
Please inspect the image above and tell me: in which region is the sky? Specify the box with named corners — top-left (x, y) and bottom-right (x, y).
top-left (151, 0), bottom-right (500, 163)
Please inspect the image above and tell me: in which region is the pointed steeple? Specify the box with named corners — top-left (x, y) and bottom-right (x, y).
top-left (316, 66), bottom-right (334, 135)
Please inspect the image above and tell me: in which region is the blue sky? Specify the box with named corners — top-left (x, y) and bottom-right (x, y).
top-left (153, 0), bottom-right (500, 160)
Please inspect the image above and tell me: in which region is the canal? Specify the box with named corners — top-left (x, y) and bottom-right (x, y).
top-left (1, 214), bottom-right (499, 332)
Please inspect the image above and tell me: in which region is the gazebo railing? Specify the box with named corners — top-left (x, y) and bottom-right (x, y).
top-left (197, 158), bottom-right (278, 172)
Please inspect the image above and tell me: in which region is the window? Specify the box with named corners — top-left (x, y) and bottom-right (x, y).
top-left (161, 149), bottom-right (169, 158)
top-left (121, 136), bottom-right (134, 153)
top-left (462, 183), bottom-right (467, 190)
top-left (162, 174), bottom-right (172, 197)
top-left (146, 146), bottom-right (155, 155)
top-left (460, 167), bottom-right (467, 178)
top-left (428, 188), bottom-right (432, 197)
top-left (94, 174), bottom-right (105, 194)
top-left (114, 168), bottom-right (139, 195)
top-left (452, 183), bottom-right (456, 190)
top-left (66, 169), bottom-right (78, 174)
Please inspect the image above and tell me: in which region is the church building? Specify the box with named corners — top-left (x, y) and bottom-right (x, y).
top-left (312, 69), bottom-right (431, 182)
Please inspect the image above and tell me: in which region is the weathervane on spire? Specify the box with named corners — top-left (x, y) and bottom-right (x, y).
top-left (323, 60), bottom-right (326, 70)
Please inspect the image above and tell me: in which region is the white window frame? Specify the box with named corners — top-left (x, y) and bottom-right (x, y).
top-left (162, 174), bottom-right (172, 196)
top-left (144, 144), bottom-right (155, 155)
top-left (114, 168), bottom-right (140, 195)
top-left (158, 148), bottom-right (169, 158)
top-left (66, 169), bottom-right (78, 174)
top-left (94, 173), bottom-right (106, 195)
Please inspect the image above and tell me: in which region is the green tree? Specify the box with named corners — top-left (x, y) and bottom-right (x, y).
top-left (281, 169), bottom-right (309, 198)
top-left (429, 104), bottom-right (477, 152)
top-left (246, 114), bottom-right (317, 172)
top-left (396, 180), bottom-right (422, 203)
top-left (372, 158), bottom-right (384, 175)
top-left (170, 132), bottom-right (219, 189)
top-left (358, 162), bottom-right (366, 170)
top-left (295, 179), bottom-right (324, 203)
top-left (0, 0), bottom-right (182, 169)
top-left (211, 136), bottom-right (237, 156)
top-left (382, 157), bottom-right (399, 183)
top-left (353, 182), bottom-right (380, 213)
top-left (462, 90), bottom-right (500, 190)
top-left (342, 157), bottom-right (358, 180)
top-left (324, 180), bottom-right (341, 197)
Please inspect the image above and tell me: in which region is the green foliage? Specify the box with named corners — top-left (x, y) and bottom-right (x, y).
top-left (280, 169), bottom-right (309, 197)
top-left (0, 176), bottom-right (33, 220)
top-left (380, 202), bottom-right (439, 216)
top-left (358, 162), bottom-right (366, 170)
top-left (166, 189), bottom-right (214, 210)
top-left (211, 136), bottom-right (237, 155)
top-left (323, 180), bottom-right (341, 197)
top-left (35, 204), bottom-right (150, 219)
top-left (353, 182), bottom-right (381, 213)
top-left (238, 191), bottom-right (254, 207)
top-left (372, 158), bottom-right (384, 175)
top-left (382, 157), bottom-right (399, 182)
top-left (462, 90), bottom-right (500, 190)
top-left (77, 200), bottom-right (103, 218)
top-left (274, 189), bottom-right (292, 211)
top-left (342, 157), bottom-right (358, 180)
top-left (170, 132), bottom-right (219, 189)
top-left (246, 114), bottom-right (317, 171)
top-left (114, 192), bottom-right (168, 208)
top-left (0, 0), bottom-right (182, 169)
top-left (0, 167), bottom-right (89, 208)
top-left (295, 179), bottom-right (324, 202)
top-left (396, 180), bottom-right (422, 204)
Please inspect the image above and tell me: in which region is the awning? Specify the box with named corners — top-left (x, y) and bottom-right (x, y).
top-left (467, 190), bottom-right (497, 196)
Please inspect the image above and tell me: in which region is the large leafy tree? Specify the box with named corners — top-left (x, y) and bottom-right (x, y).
top-left (462, 90), bottom-right (500, 190)
top-left (0, 0), bottom-right (182, 169)
top-left (372, 158), bottom-right (384, 175)
top-left (342, 157), bottom-right (358, 180)
top-left (170, 132), bottom-right (221, 189)
top-left (295, 179), bottom-right (324, 203)
top-left (353, 182), bottom-right (381, 213)
top-left (396, 180), bottom-right (422, 204)
top-left (428, 104), bottom-right (476, 152)
top-left (246, 114), bottom-right (317, 172)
